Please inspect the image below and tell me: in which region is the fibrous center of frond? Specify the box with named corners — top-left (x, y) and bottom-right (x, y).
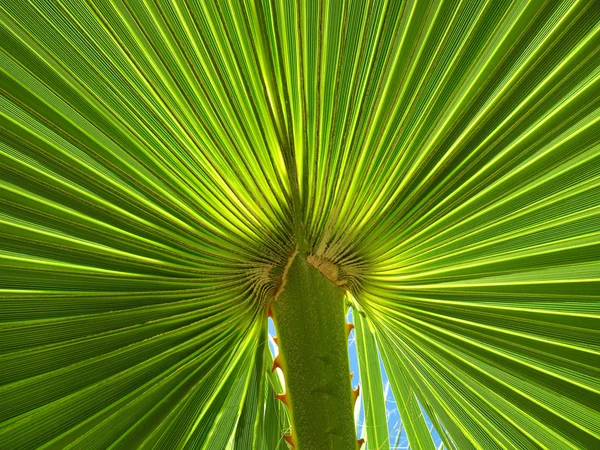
top-left (246, 239), bottom-right (363, 307)
top-left (274, 247), bottom-right (299, 298)
top-left (306, 253), bottom-right (363, 293)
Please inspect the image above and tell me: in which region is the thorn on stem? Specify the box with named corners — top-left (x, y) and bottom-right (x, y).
top-left (357, 438), bottom-right (365, 449)
top-left (271, 354), bottom-right (282, 373)
top-left (275, 392), bottom-right (288, 406)
top-left (283, 433), bottom-right (295, 448)
top-left (346, 322), bottom-right (354, 338)
top-left (352, 384), bottom-right (360, 405)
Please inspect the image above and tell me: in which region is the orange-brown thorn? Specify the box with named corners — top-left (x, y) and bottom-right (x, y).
top-left (346, 322), bottom-right (354, 338)
top-left (357, 438), bottom-right (365, 449)
top-left (273, 336), bottom-right (279, 345)
top-left (283, 433), bottom-right (295, 448)
top-left (268, 305), bottom-right (273, 318)
top-left (352, 384), bottom-right (360, 405)
top-left (275, 392), bottom-right (288, 407)
top-left (271, 354), bottom-right (282, 373)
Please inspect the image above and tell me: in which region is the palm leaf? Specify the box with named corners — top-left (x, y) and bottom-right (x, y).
top-left (353, 304), bottom-right (391, 450)
top-left (1, 0), bottom-right (599, 448)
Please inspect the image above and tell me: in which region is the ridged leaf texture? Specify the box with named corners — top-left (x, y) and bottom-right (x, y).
top-left (1, 1), bottom-right (599, 449)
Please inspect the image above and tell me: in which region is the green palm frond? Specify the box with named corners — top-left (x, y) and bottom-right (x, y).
top-left (1, 0), bottom-right (599, 449)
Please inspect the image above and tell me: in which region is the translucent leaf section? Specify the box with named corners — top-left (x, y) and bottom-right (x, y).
top-left (1, 0), bottom-right (599, 448)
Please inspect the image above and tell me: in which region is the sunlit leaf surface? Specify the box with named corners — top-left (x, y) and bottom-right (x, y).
top-left (1, 1), bottom-right (599, 448)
